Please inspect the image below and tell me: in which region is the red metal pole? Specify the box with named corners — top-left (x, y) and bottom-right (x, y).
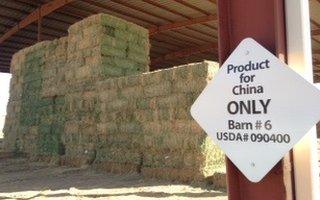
top-left (217, 0), bottom-right (295, 199)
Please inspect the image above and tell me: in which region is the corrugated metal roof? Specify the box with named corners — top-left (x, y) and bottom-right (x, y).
top-left (0, 0), bottom-right (319, 83)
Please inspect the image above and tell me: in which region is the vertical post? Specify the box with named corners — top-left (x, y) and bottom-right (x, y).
top-left (217, 0), bottom-right (295, 199)
top-left (285, 0), bottom-right (320, 200)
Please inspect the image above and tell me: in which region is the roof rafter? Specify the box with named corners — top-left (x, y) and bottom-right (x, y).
top-left (0, 3), bottom-right (69, 25)
top-left (0, 13), bottom-right (66, 36)
top-left (0, 0), bottom-right (74, 44)
top-left (173, 0), bottom-right (211, 15)
top-left (15, 0), bottom-right (81, 22)
top-left (149, 15), bottom-right (217, 35)
top-left (82, 0), bottom-right (214, 44)
top-left (142, 0), bottom-right (217, 31)
top-left (151, 43), bottom-right (218, 66)
top-left (111, 0), bottom-right (217, 40)
top-left (0, 22), bottom-right (58, 39)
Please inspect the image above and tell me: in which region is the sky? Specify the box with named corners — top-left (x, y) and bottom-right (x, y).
top-left (0, 73), bottom-right (11, 116)
top-left (0, 73), bottom-right (11, 138)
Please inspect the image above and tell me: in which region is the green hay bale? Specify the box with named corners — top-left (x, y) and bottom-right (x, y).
top-left (200, 137), bottom-right (225, 176)
top-left (101, 35), bottom-right (127, 49)
top-left (104, 132), bottom-right (142, 149)
top-left (124, 75), bottom-right (141, 86)
top-left (127, 50), bottom-right (149, 64)
top-left (142, 150), bottom-right (187, 168)
top-left (54, 96), bottom-right (65, 105)
top-left (38, 124), bottom-right (51, 135)
top-left (144, 81), bottom-right (172, 98)
top-left (119, 86), bottom-right (143, 99)
top-left (101, 44), bottom-right (126, 57)
top-left (25, 50), bottom-right (45, 63)
top-left (133, 109), bottom-right (153, 122)
top-left (118, 122), bottom-right (142, 134)
top-left (95, 147), bottom-right (141, 165)
top-left (127, 43), bottom-right (149, 56)
top-left (124, 64), bottom-right (145, 76)
top-left (111, 110), bottom-right (136, 123)
top-left (101, 14), bottom-right (127, 30)
top-left (101, 56), bottom-right (133, 69)
top-left (143, 126), bottom-right (204, 151)
top-left (101, 66), bottom-right (124, 78)
top-left (127, 23), bottom-right (148, 37)
top-left (38, 98), bottom-right (54, 107)
top-left (105, 122), bottom-right (118, 134)
top-left (37, 133), bottom-right (62, 155)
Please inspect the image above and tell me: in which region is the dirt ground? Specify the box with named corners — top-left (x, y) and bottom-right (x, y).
top-left (0, 157), bottom-right (227, 200)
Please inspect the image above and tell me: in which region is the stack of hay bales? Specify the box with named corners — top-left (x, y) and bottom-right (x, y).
top-left (3, 46), bottom-right (26, 153)
top-left (20, 43), bottom-right (47, 157)
top-left (3, 13), bottom-right (225, 184)
top-left (41, 37), bottom-right (68, 97)
top-left (139, 62), bottom-right (225, 182)
top-left (91, 61), bottom-right (225, 182)
top-left (62, 13), bottom-right (149, 166)
top-left (93, 76), bottom-right (145, 173)
top-left (66, 13), bottom-right (149, 83)
top-left (3, 38), bottom-right (68, 160)
top-left (38, 38), bottom-right (68, 161)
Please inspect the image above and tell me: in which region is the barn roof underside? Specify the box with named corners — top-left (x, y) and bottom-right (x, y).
top-left (0, 0), bottom-right (320, 81)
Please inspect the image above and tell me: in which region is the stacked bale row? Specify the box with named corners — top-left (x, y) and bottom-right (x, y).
top-left (19, 44), bottom-right (46, 157)
top-left (3, 45), bottom-right (26, 153)
top-left (88, 62), bottom-right (225, 182)
top-left (62, 61), bottom-right (226, 182)
top-left (38, 38), bottom-right (68, 161)
top-left (62, 13), bottom-right (150, 166)
top-left (139, 62), bottom-right (225, 181)
top-left (93, 75), bottom-right (146, 173)
top-left (3, 39), bottom-right (68, 159)
top-left (66, 13), bottom-right (149, 84)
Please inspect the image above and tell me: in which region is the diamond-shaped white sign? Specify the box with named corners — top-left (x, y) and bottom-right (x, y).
top-left (191, 38), bottom-right (320, 182)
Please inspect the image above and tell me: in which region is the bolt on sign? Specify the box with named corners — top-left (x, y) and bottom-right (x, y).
top-left (191, 38), bottom-right (320, 182)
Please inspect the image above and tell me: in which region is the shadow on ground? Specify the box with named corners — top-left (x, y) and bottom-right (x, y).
top-left (0, 157), bottom-right (227, 200)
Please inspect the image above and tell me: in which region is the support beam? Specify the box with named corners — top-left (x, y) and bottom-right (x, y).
top-left (149, 15), bottom-right (217, 35)
top-left (312, 29), bottom-right (320, 35)
top-left (0, 0), bottom-right (74, 44)
top-left (217, 0), bottom-right (294, 199)
top-left (314, 60), bottom-right (320, 65)
top-left (311, 19), bottom-right (320, 35)
top-left (288, 4), bottom-right (320, 199)
top-left (151, 43), bottom-right (217, 65)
